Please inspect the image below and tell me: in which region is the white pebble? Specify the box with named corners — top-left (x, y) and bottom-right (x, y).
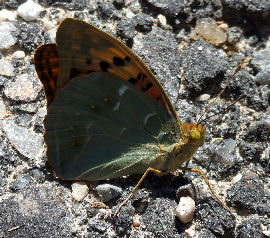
top-left (0, 9), bottom-right (16, 21)
top-left (157, 14), bottom-right (167, 27)
top-left (126, 11), bottom-right (135, 19)
top-left (232, 173), bottom-right (242, 183)
top-left (0, 22), bottom-right (17, 49)
top-left (175, 196), bottom-right (195, 223)
top-left (197, 93), bottom-right (211, 102)
top-left (0, 59), bottom-right (14, 76)
top-left (13, 50), bottom-right (25, 59)
top-left (71, 181), bottom-right (89, 201)
top-left (17, 0), bottom-right (42, 21)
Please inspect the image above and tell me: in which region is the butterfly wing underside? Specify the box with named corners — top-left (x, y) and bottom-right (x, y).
top-left (46, 72), bottom-right (180, 180)
top-left (34, 18), bottom-right (183, 180)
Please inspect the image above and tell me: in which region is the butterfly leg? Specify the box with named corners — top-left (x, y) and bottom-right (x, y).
top-left (180, 167), bottom-right (235, 218)
top-left (113, 167), bottom-right (166, 218)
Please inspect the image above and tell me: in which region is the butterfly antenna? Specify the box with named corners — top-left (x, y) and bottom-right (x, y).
top-left (199, 94), bottom-right (247, 124)
top-left (197, 65), bottom-right (242, 125)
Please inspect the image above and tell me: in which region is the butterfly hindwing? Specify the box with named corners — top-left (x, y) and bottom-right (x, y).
top-left (46, 72), bottom-right (180, 180)
top-left (34, 44), bottom-right (59, 105)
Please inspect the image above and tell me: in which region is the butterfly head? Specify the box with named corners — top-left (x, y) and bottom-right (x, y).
top-left (182, 122), bottom-right (205, 146)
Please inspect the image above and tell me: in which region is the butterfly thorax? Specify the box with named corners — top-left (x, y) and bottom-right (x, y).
top-left (152, 123), bottom-right (205, 173)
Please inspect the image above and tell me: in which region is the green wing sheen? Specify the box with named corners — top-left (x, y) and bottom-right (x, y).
top-left (45, 72), bottom-right (180, 180)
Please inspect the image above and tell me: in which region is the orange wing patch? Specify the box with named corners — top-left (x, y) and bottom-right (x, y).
top-left (34, 44), bottom-right (59, 105)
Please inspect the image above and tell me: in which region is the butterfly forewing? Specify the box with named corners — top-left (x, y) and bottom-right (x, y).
top-left (46, 72), bottom-right (180, 180)
top-left (55, 18), bottom-right (178, 119)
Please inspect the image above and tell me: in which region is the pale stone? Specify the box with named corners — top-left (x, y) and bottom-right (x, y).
top-left (0, 22), bottom-right (17, 49)
top-left (232, 173), bottom-right (243, 183)
top-left (71, 182), bottom-right (89, 201)
top-left (0, 59), bottom-right (14, 76)
top-left (197, 93), bottom-right (211, 102)
top-left (175, 196), bottom-right (195, 223)
top-left (192, 18), bottom-right (227, 45)
top-left (13, 50), bottom-right (26, 59)
top-left (17, 0), bottom-right (42, 21)
top-left (157, 14), bottom-right (167, 28)
top-left (0, 9), bottom-right (16, 21)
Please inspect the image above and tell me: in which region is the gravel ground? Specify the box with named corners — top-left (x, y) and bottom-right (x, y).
top-left (0, 0), bottom-right (270, 237)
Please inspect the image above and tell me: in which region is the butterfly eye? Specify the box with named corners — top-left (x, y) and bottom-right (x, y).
top-left (190, 128), bottom-right (202, 141)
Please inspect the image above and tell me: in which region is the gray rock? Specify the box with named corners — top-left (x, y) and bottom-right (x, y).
top-left (223, 0), bottom-right (270, 13)
top-left (4, 73), bottom-right (42, 102)
top-left (251, 49), bottom-right (270, 71)
top-left (227, 177), bottom-right (270, 215)
top-left (180, 39), bottom-right (228, 93)
top-left (235, 218), bottom-right (265, 238)
top-left (255, 64), bottom-right (270, 86)
top-left (1, 119), bottom-right (43, 159)
top-left (10, 175), bottom-right (32, 190)
top-left (96, 184), bottom-right (122, 202)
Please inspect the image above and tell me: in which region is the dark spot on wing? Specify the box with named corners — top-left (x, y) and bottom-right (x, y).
top-left (100, 61), bottom-right (110, 72)
top-left (86, 58), bottom-right (92, 66)
top-left (137, 72), bottom-right (142, 80)
top-left (125, 56), bottom-right (130, 62)
top-left (113, 56), bottom-right (125, 66)
top-left (128, 77), bottom-right (137, 85)
top-left (70, 68), bottom-right (81, 78)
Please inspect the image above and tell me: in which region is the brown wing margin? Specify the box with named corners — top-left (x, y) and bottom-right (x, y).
top-left (34, 44), bottom-right (59, 105)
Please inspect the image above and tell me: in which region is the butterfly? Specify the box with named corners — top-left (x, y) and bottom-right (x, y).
top-left (34, 18), bottom-right (232, 217)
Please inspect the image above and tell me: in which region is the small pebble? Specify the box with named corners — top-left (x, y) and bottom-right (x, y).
top-left (17, 0), bottom-right (42, 21)
top-left (255, 64), bottom-right (270, 86)
top-left (96, 184), bottom-right (122, 202)
top-left (157, 14), bottom-right (167, 28)
top-left (197, 93), bottom-right (211, 102)
top-left (10, 175), bottom-right (32, 190)
top-left (175, 196), bottom-right (195, 223)
top-left (31, 169), bottom-right (45, 183)
top-left (192, 18), bottom-right (227, 45)
top-left (71, 181), bottom-right (89, 201)
top-left (0, 22), bottom-right (17, 49)
top-left (2, 119), bottom-right (43, 159)
top-left (185, 227), bottom-right (196, 238)
top-left (13, 50), bottom-right (25, 59)
top-left (0, 98), bottom-right (8, 119)
top-left (0, 59), bottom-right (14, 76)
top-left (251, 49), bottom-right (270, 70)
top-left (232, 173), bottom-right (243, 183)
top-left (0, 9), bottom-right (16, 21)
top-left (133, 218), bottom-right (141, 227)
